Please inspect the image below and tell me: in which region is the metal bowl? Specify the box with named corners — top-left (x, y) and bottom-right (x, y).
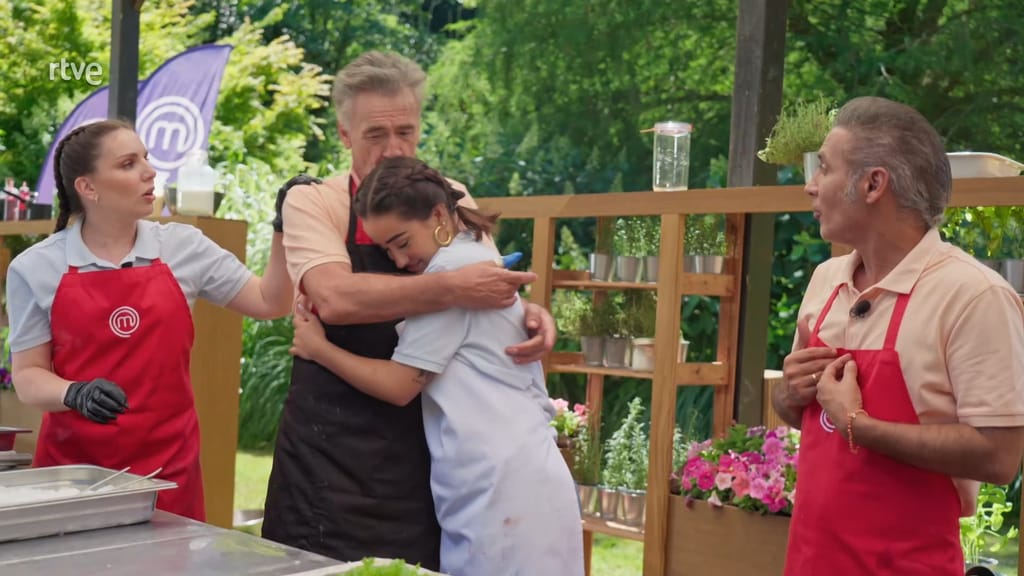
top-left (163, 185), bottom-right (224, 216)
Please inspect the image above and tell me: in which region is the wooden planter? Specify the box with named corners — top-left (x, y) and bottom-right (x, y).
top-left (665, 494), bottom-right (790, 576)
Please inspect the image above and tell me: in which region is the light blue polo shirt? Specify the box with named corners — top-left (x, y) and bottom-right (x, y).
top-left (5, 219), bottom-right (252, 353)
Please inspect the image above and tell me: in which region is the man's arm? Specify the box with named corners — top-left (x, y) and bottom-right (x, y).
top-left (303, 261), bottom-right (532, 325)
top-left (849, 417), bottom-right (1024, 485)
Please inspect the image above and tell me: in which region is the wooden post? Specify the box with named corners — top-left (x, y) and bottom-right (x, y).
top-left (109, 0), bottom-right (141, 122)
top-left (643, 213), bottom-right (684, 576)
top-left (729, 0), bottom-right (789, 427)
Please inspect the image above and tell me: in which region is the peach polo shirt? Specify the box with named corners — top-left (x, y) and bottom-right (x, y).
top-left (793, 228), bottom-right (1024, 516)
top-left (281, 171), bottom-right (479, 292)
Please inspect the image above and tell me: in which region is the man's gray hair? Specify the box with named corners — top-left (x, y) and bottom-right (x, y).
top-left (834, 96), bottom-right (951, 228)
top-left (332, 51), bottom-right (427, 127)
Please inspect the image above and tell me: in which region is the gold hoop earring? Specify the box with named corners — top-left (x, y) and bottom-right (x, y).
top-left (433, 224), bottom-right (454, 247)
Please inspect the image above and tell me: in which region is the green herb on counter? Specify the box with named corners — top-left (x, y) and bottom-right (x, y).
top-left (339, 558), bottom-right (426, 575)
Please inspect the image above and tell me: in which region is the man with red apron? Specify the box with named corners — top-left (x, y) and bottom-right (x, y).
top-left (35, 258), bottom-right (203, 520)
top-left (784, 283), bottom-right (963, 575)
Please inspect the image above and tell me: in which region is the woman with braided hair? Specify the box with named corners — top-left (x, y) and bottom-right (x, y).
top-left (4, 119), bottom-right (293, 520)
top-left (289, 156), bottom-right (584, 576)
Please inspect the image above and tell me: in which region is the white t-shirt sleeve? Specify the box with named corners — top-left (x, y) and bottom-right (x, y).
top-left (169, 224), bottom-right (253, 307)
top-left (5, 263), bottom-right (53, 352)
top-left (391, 308), bottom-right (469, 374)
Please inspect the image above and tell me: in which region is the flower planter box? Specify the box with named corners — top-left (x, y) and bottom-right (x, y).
top-left (665, 495), bottom-right (790, 576)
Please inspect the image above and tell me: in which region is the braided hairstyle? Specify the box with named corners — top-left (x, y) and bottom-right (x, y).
top-left (52, 119), bottom-right (134, 233)
top-left (356, 157), bottom-right (499, 240)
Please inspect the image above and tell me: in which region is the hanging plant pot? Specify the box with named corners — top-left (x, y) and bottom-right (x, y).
top-left (643, 256), bottom-right (660, 283)
top-left (580, 336), bottom-right (605, 366)
top-left (589, 253), bottom-right (614, 282)
top-left (603, 337), bottom-right (630, 368)
top-left (615, 256), bottom-right (641, 282)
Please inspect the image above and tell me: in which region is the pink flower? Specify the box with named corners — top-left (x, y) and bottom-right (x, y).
top-left (551, 398), bottom-right (569, 414)
top-left (732, 473), bottom-right (751, 499)
top-left (697, 469), bottom-right (716, 491)
top-left (573, 403), bottom-right (588, 417)
top-left (708, 492), bottom-right (723, 507)
top-left (763, 436), bottom-right (784, 460)
top-left (714, 472), bottom-right (732, 492)
top-left (749, 478), bottom-right (769, 501)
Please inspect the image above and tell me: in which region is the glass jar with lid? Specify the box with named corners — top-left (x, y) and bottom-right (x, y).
top-left (651, 121), bottom-right (692, 191)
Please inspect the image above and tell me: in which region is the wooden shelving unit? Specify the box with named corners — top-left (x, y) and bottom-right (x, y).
top-left (477, 176), bottom-right (1024, 576)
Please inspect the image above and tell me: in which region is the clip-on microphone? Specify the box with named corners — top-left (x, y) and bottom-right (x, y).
top-left (849, 299), bottom-right (871, 318)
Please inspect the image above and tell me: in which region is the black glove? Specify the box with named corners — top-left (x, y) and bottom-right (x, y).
top-left (273, 174), bottom-right (322, 233)
top-left (63, 379), bottom-right (128, 424)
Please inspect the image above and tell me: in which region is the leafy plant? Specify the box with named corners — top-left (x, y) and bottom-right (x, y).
top-left (623, 291), bottom-right (656, 338)
top-left (960, 483), bottom-right (1019, 565)
top-left (580, 296), bottom-right (620, 338)
top-left (757, 98), bottom-right (836, 166)
top-left (685, 214), bottom-right (726, 256)
top-left (549, 398), bottom-right (589, 440)
top-left (672, 424), bottom-right (800, 515)
top-left (553, 290), bottom-right (591, 341)
top-left (603, 396), bottom-right (648, 491)
top-left (341, 558), bottom-right (425, 575)
top-left (614, 217), bottom-right (645, 257)
top-left (638, 216), bottom-right (660, 257)
top-left (572, 408), bottom-right (602, 485)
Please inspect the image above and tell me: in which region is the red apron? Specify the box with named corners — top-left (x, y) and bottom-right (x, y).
top-left (35, 259), bottom-right (204, 520)
top-left (784, 284), bottom-right (963, 576)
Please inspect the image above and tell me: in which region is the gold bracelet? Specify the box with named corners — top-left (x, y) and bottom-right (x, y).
top-left (847, 408), bottom-right (868, 453)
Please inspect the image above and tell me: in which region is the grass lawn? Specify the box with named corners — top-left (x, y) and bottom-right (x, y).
top-left (234, 450), bottom-right (644, 575)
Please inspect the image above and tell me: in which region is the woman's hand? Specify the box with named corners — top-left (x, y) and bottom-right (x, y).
top-left (290, 299), bottom-right (328, 361)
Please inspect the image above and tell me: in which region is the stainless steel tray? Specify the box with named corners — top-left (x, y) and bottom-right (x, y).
top-left (0, 464), bottom-right (177, 543)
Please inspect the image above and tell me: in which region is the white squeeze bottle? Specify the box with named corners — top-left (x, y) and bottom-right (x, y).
top-left (176, 150), bottom-right (218, 217)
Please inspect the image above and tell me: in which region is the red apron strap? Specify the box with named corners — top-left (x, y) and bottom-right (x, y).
top-left (883, 292), bottom-right (912, 350)
top-left (811, 284), bottom-right (844, 338)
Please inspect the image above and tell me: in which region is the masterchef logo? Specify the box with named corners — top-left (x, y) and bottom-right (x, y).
top-left (109, 306), bottom-right (141, 338)
top-left (819, 409), bottom-right (836, 434)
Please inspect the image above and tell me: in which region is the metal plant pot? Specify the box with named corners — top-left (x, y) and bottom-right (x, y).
top-left (598, 486), bottom-right (619, 521)
top-left (589, 253), bottom-right (614, 282)
top-left (615, 256), bottom-right (641, 282)
top-left (619, 489), bottom-right (646, 527)
top-left (700, 255), bottom-right (725, 274)
top-left (577, 484), bottom-right (601, 517)
top-left (581, 336), bottom-right (605, 366)
top-left (682, 254), bottom-right (701, 273)
top-left (643, 256), bottom-right (660, 283)
top-left (603, 337), bottom-right (630, 368)
top-left (678, 339), bottom-right (690, 363)
top-left (803, 151), bottom-right (820, 182)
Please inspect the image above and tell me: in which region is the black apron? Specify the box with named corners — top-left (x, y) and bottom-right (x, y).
top-left (262, 178), bottom-right (441, 569)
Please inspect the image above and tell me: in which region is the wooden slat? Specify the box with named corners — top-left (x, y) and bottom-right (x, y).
top-left (549, 363), bottom-right (654, 380)
top-left (475, 176), bottom-right (1024, 219)
top-left (714, 214), bottom-right (746, 437)
top-left (0, 219), bottom-right (56, 236)
top-left (583, 516), bottom-right (644, 542)
top-left (531, 218), bottom-right (556, 375)
top-left (676, 362), bottom-right (728, 387)
top-left (677, 272), bottom-right (735, 297)
top-left (553, 279), bottom-right (658, 291)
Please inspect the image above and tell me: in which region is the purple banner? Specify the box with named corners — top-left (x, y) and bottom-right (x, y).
top-left (36, 44), bottom-right (233, 204)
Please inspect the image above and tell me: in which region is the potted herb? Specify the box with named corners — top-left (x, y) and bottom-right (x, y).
top-left (617, 397), bottom-right (649, 527)
top-left (572, 410), bottom-right (602, 517)
top-left (578, 298), bottom-right (611, 366)
top-left (590, 217), bottom-right (615, 281)
top-left (613, 217), bottom-right (643, 282)
top-left (601, 294), bottom-right (630, 368)
top-left (625, 292), bottom-right (657, 372)
top-left (684, 214), bottom-right (727, 274)
top-left (638, 216), bottom-right (661, 283)
top-left (757, 97), bottom-right (836, 180)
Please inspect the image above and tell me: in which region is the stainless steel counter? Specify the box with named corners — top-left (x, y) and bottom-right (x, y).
top-left (0, 510), bottom-right (349, 575)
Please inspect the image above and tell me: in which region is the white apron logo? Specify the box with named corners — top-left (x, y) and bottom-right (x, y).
top-left (819, 409), bottom-right (836, 433)
top-left (109, 306), bottom-right (141, 338)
